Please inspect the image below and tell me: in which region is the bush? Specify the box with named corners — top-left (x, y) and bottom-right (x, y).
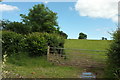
top-left (25, 32), bottom-right (65, 56)
top-left (43, 33), bottom-right (65, 55)
top-left (25, 32), bottom-right (47, 57)
top-left (2, 31), bottom-right (25, 56)
top-left (106, 29), bottom-right (120, 78)
top-left (2, 31), bottom-right (65, 57)
top-left (43, 33), bottom-right (64, 47)
top-left (4, 22), bottom-right (31, 35)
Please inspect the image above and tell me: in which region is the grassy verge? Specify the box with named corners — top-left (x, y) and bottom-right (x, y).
top-left (3, 53), bottom-right (82, 78)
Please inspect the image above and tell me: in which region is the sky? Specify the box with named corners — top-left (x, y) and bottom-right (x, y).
top-left (0, 0), bottom-right (119, 40)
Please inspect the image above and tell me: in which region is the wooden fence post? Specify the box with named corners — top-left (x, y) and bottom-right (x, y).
top-left (47, 46), bottom-right (50, 61)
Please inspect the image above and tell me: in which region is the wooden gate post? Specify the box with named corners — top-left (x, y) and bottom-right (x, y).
top-left (47, 46), bottom-right (50, 61)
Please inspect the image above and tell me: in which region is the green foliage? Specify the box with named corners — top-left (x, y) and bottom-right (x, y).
top-left (1, 4), bottom-right (67, 57)
top-left (106, 29), bottom-right (120, 78)
top-left (24, 32), bottom-right (65, 56)
top-left (3, 39), bottom-right (109, 78)
top-left (78, 32), bottom-right (87, 39)
top-left (59, 31), bottom-right (68, 39)
top-left (4, 22), bottom-right (31, 34)
top-left (24, 32), bottom-right (65, 57)
top-left (2, 30), bottom-right (65, 57)
top-left (2, 31), bottom-right (25, 56)
top-left (43, 33), bottom-right (65, 54)
top-left (1, 4), bottom-right (68, 40)
top-left (102, 37), bottom-right (107, 40)
top-left (43, 33), bottom-right (64, 47)
top-left (7, 54), bottom-right (52, 67)
top-left (0, 19), bottom-right (11, 30)
top-left (25, 32), bottom-right (47, 57)
top-left (7, 52), bottom-right (29, 66)
top-left (4, 55), bottom-right (81, 78)
top-left (20, 4), bottom-right (58, 33)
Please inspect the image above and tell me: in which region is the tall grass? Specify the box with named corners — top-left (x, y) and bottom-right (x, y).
top-left (3, 52), bottom-right (82, 78)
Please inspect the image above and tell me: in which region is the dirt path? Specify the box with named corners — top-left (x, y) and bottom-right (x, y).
top-left (49, 52), bottom-right (106, 78)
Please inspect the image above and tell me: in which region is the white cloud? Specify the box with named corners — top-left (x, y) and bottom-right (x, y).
top-left (0, 4), bottom-right (19, 12)
top-left (75, 0), bottom-right (119, 22)
top-left (44, 1), bottom-right (48, 4)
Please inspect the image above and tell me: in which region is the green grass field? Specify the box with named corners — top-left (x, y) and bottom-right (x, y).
top-left (64, 39), bottom-right (111, 62)
top-left (3, 56), bottom-right (82, 78)
top-left (2, 39), bottom-right (111, 78)
top-left (65, 39), bottom-right (110, 50)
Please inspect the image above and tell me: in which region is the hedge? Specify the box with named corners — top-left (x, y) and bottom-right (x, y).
top-left (2, 31), bottom-right (25, 56)
top-left (106, 29), bottom-right (120, 78)
top-left (24, 32), bottom-right (47, 57)
top-left (2, 31), bottom-right (65, 57)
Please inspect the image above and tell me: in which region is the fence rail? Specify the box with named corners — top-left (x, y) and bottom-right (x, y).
top-left (50, 47), bottom-right (107, 52)
top-left (47, 46), bottom-right (107, 68)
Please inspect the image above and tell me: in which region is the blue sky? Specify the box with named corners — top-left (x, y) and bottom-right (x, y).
top-left (1, 1), bottom-right (118, 39)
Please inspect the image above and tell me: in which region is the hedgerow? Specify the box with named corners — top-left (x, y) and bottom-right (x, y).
top-left (106, 29), bottom-right (120, 79)
top-left (2, 31), bottom-right (65, 57)
top-left (24, 32), bottom-right (47, 57)
top-left (2, 31), bottom-right (25, 56)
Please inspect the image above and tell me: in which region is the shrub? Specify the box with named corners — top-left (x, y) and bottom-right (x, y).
top-left (43, 33), bottom-right (65, 54)
top-left (25, 32), bottom-right (47, 57)
top-left (4, 22), bottom-right (31, 35)
top-left (106, 29), bottom-right (120, 78)
top-left (2, 31), bottom-right (65, 57)
top-left (44, 33), bottom-right (64, 47)
top-left (25, 32), bottom-right (65, 56)
top-left (2, 31), bottom-right (25, 56)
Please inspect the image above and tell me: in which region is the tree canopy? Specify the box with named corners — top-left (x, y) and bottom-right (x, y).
top-left (78, 32), bottom-right (87, 39)
top-left (20, 4), bottom-right (58, 33)
top-left (0, 19), bottom-right (11, 30)
top-left (5, 22), bottom-right (31, 34)
top-left (1, 4), bottom-right (68, 38)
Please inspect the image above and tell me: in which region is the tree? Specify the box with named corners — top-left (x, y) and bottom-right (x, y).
top-left (107, 28), bottom-right (120, 78)
top-left (0, 19), bottom-right (11, 30)
top-left (20, 4), bottom-right (58, 33)
top-left (104, 38), bottom-right (107, 40)
top-left (4, 22), bottom-right (31, 34)
top-left (102, 37), bottom-right (107, 40)
top-left (78, 32), bottom-right (87, 39)
top-left (102, 37), bottom-right (105, 40)
top-left (59, 31), bottom-right (68, 39)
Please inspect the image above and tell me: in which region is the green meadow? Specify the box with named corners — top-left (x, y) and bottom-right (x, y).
top-left (64, 39), bottom-right (111, 62)
top-left (3, 39), bottom-right (111, 78)
top-left (65, 39), bottom-right (110, 50)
